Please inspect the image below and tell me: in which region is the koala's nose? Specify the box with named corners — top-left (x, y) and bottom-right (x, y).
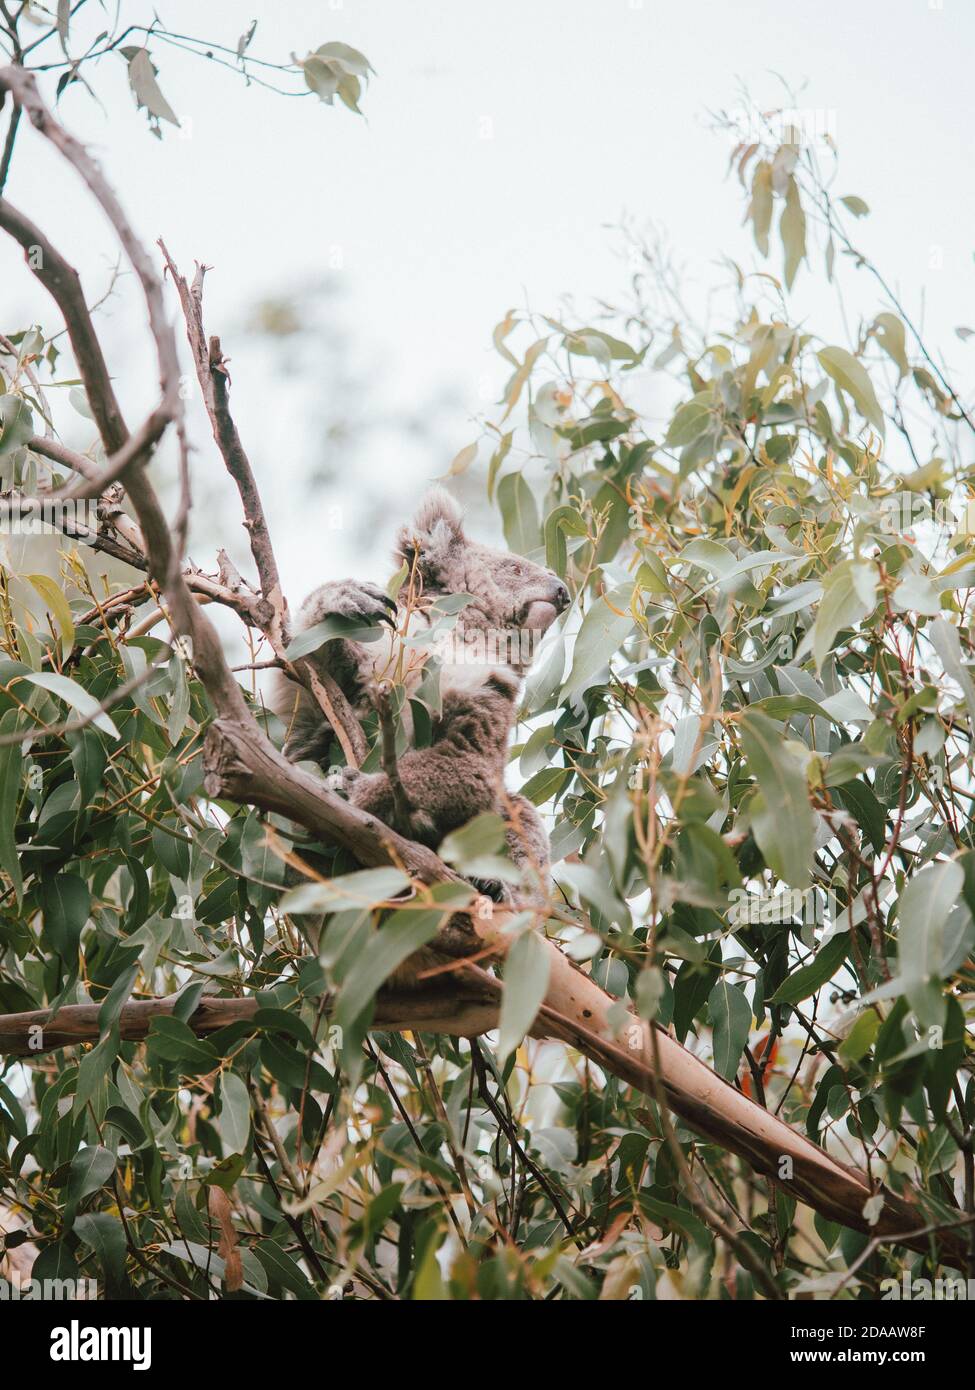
top-left (552, 579), bottom-right (570, 611)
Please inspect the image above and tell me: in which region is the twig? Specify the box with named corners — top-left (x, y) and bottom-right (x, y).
top-left (377, 685), bottom-right (414, 834)
top-left (0, 99), bottom-right (20, 193)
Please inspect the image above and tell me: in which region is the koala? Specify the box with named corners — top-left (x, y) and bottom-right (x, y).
top-left (272, 487), bottom-right (569, 894)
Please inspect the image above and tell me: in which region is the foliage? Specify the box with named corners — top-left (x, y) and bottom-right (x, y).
top-left (1, 18), bottom-right (974, 1299)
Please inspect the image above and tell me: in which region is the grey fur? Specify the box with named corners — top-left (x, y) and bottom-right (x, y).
top-left (273, 486), bottom-right (567, 892)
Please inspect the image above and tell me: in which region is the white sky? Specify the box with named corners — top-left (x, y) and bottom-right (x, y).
top-left (3, 0), bottom-right (974, 602)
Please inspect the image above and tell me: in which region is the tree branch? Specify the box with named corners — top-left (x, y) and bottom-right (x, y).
top-left (0, 983), bottom-right (502, 1056)
top-left (156, 239), bottom-right (366, 766)
top-left (157, 242), bottom-right (287, 642)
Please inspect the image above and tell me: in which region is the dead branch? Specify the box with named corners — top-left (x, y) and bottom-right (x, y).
top-left (157, 239), bottom-right (365, 767)
top-left (157, 242), bottom-right (287, 644)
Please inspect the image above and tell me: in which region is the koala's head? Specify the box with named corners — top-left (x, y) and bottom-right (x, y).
top-left (395, 487), bottom-right (569, 670)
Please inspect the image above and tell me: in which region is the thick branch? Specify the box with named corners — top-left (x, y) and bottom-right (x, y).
top-left (203, 716), bottom-right (442, 880)
top-left (0, 983), bottom-right (501, 1057)
top-left (0, 196), bottom-right (129, 451)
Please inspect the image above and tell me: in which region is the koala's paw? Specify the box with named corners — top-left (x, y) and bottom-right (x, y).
top-left (405, 807), bottom-right (438, 844)
top-left (325, 765), bottom-right (363, 798)
top-left (306, 580), bottom-right (398, 628)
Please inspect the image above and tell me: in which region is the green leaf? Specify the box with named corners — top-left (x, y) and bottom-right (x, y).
top-left (708, 980), bottom-right (751, 1080)
top-left (817, 346), bottom-right (885, 435)
top-left (97, 963), bottom-right (139, 1035)
top-left (486, 430), bottom-right (513, 501)
top-left (126, 47), bottom-right (179, 126)
top-left (892, 572), bottom-right (941, 617)
top-left (770, 932), bottom-right (851, 1005)
top-left (285, 614), bottom-right (385, 660)
top-left (497, 472), bottom-right (540, 556)
top-left (838, 1009), bottom-right (880, 1063)
top-left (929, 619), bottom-right (975, 730)
top-left (897, 859), bottom-right (961, 1029)
top-left (498, 930), bottom-right (551, 1065)
top-left (562, 326), bottom-right (643, 364)
top-left (26, 573), bottom-right (75, 651)
top-left (253, 1237), bottom-right (317, 1299)
top-left (748, 161), bottom-right (773, 255)
top-left (41, 873), bottom-right (90, 958)
top-left (335, 908), bottom-right (445, 1029)
top-left (66, 1145), bottom-right (116, 1222)
top-left (74, 1212), bottom-right (127, 1291)
top-left (18, 671), bottom-right (119, 738)
top-left (739, 710), bottom-right (815, 888)
top-left (518, 765), bottom-right (571, 807)
top-left (0, 393), bottom-right (34, 455)
top-left (146, 1016), bottom-right (219, 1073)
top-left (69, 729), bottom-right (106, 806)
top-left (281, 866), bottom-right (410, 915)
top-left (104, 1105), bottom-right (147, 1149)
top-left (439, 812), bottom-right (516, 880)
top-left (0, 710), bottom-right (24, 902)
top-left (73, 1029), bottom-right (118, 1117)
top-left (780, 177), bottom-right (806, 289)
top-left (872, 312), bottom-right (908, 378)
top-left (811, 560), bottom-right (876, 673)
top-left (561, 584), bottom-right (635, 700)
top-left (31, 1240), bottom-right (81, 1284)
top-left (665, 393), bottom-right (713, 447)
top-left (218, 1071), bottom-right (251, 1154)
top-left (839, 194), bottom-right (870, 218)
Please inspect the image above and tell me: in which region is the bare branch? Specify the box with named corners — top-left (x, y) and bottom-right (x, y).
top-left (5, 406), bottom-right (172, 517)
top-left (156, 238), bottom-right (365, 765)
top-left (0, 983), bottom-right (502, 1056)
top-left (0, 196), bottom-right (129, 451)
top-left (158, 241), bottom-right (287, 642)
top-left (0, 96), bottom-right (20, 192)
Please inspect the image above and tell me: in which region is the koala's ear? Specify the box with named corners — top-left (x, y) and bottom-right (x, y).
top-left (395, 486), bottom-right (465, 576)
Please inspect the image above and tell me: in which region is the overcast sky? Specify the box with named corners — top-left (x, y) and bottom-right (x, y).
top-left (3, 0), bottom-right (973, 601)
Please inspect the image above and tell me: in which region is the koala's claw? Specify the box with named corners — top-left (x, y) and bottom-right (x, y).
top-left (348, 581), bottom-right (398, 627)
top-left (325, 765), bottom-right (362, 798)
top-left (304, 579), bottom-right (398, 630)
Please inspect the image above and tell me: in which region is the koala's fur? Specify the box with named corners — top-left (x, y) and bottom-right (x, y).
top-left (272, 488), bottom-right (568, 892)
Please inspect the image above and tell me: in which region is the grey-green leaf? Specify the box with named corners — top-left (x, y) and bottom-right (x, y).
top-left (897, 859), bottom-right (961, 1029)
top-left (218, 1071), bottom-right (251, 1155)
top-left (818, 346), bottom-right (885, 435)
top-left (498, 930), bottom-right (551, 1065)
top-left (739, 709), bottom-right (815, 889)
top-left (708, 980), bottom-right (751, 1080)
